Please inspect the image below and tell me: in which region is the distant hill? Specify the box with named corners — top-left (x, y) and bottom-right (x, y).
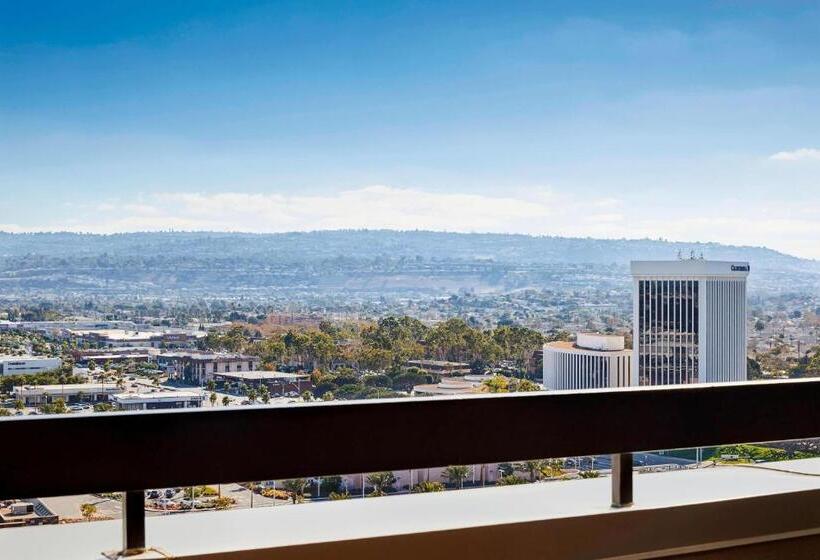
top-left (0, 230), bottom-right (814, 269)
top-left (0, 230), bottom-right (816, 296)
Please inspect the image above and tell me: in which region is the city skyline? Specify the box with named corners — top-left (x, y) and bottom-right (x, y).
top-left (2, 1), bottom-right (820, 258)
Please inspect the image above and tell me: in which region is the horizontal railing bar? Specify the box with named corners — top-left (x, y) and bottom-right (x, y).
top-left (1, 379), bottom-right (819, 500)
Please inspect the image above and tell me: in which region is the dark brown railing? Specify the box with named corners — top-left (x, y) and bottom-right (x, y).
top-left (2, 379), bottom-right (820, 555)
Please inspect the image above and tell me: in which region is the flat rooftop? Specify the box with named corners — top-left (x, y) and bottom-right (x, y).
top-left (113, 391), bottom-right (202, 402)
top-left (213, 371), bottom-right (309, 380)
top-left (406, 360), bottom-right (471, 367)
top-left (159, 352), bottom-right (256, 360)
top-left (544, 341), bottom-right (631, 353)
top-left (631, 259), bottom-right (750, 278)
top-left (0, 355), bottom-right (59, 361)
top-left (12, 383), bottom-right (121, 395)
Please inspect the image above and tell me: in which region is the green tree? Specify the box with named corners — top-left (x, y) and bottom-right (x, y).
top-left (514, 460), bottom-right (547, 482)
top-left (222, 395), bottom-right (230, 407)
top-left (40, 398), bottom-right (67, 414)
top-left (366, 472), bottom-right (397, 497)
top-left (442, 465), bottom-right (471, 489)
top-left (209, 392), bottom-right (218, 407)
top-left (282, 479), bottom-right (309, 503)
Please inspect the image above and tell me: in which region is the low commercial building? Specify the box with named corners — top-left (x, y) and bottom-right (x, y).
top-left (0, 500), bottom-right (59, 528)
top-left (68, 329), bottom-right (206, 349)
top-left (212, 371), bottom-right (312, 396)
top-left (12, 383), bottom-right (121, 406)
top-left (112, 391), bottom-right (203, 411)
top-left (158, 352), bottom-right (261, 385)
top-left (0, 356), bottom-right (62, 376)
top-left (74, 349), bottom-right (156, 367)
top-left (543, 333), bottom-right (632, 391)
top-left (406, 360), bottom-right (471, 376)
top-left (0, 319), bottom-right (136, 335)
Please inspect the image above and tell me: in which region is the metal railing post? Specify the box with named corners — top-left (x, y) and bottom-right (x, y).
top-left (611, 453), bottom-right (633, 508)
top-left (123, 490), bottom-right (146, 554)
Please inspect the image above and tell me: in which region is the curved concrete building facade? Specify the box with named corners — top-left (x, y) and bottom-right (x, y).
top-left (543, 334), bottom-right (632, 391)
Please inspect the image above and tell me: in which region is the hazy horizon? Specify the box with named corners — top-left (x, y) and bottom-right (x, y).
top-left (3, 2), bottom-right (819, 258)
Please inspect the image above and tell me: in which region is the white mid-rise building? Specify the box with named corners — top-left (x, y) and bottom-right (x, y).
top-left (543, 333), bottom-right (632, 391)
top-left (0, 355), bottom-right (62, 376)
top-left (631, 260), bottom-right (749, 386)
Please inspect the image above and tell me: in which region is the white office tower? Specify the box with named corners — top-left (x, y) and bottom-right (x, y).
top-left (631, 260), bottom-right (749, 386)
top-left (543, 333), bottom-right (632, 390)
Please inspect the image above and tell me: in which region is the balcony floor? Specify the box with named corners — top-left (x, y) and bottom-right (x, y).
top-left (3, 459), bottom-right (820, 560)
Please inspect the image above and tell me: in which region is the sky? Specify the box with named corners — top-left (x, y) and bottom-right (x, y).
top-left (1, 1), bottom-right (819, 258)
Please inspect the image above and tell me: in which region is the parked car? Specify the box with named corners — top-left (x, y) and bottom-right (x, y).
top-left (148, 490), bottom-right (160, 499)
top-left (164, 488), bottom-right (175, 498)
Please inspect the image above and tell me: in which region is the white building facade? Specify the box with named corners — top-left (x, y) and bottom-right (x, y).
top-left (631, 260), bottom-right (749, 386)
top-left (112, 391), bottom-right (203, 411)
top-left (543, 333), bottom-right (632, 391)
top-left (0, 356), bottom-right (62, 376)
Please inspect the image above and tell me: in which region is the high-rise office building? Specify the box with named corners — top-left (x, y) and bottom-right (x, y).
top-left (631, 260), bottom-right (749, 386)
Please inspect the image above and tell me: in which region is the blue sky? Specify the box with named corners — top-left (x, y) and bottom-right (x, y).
top-left (1, 1), bottom-right (819, 258)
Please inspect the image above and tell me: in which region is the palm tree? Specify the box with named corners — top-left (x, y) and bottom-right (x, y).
top-left (247, 388), bottom-right (258, 404)
top-left (366, 472), bottom-right (397, 497)
top-left (442, 465), bottom-right (472, 489)
top-left (209, 392), bottom-right (218, 407)
top-left (259, 386), bottom-right (270, 404)
top-left (221, 395), bottom-right (230, 407)
top-left (515, 460), bottom-right (548, 482)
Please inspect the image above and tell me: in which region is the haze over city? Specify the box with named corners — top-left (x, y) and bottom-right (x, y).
top-left (2, 1), bottom-right (820, 258)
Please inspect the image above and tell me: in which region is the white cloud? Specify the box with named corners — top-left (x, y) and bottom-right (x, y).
top-left (769, 148), bottom-right (820, 161)
top-left (62, 186), bottom-right (585, 236)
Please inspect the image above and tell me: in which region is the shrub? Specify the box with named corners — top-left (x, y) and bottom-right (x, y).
top-left (411, 481), bottom-right (445, 493)
top-left (496, 475), bottom-right (527, 486)
top-left (579, 470), bottom-right (600, 479)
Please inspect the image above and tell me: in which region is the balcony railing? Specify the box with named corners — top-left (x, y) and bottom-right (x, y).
top-left (2, 378), bottom-right (820, 557)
